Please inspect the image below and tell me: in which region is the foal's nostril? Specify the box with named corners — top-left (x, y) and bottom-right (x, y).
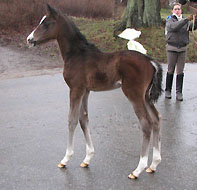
top-left (27, 37), bottom-right (34, 44)
top-left (27, 37), bottom-right (31, 42)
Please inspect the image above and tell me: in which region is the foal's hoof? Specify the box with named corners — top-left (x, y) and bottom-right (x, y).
top-left (57, 163), bottom-right (66, 168)
top-left (80, 162), bottom-right (89, 168)
top-left (146, 168), bottom-right (155, 173)
top-left (128, 173), bottom-right (137, 180)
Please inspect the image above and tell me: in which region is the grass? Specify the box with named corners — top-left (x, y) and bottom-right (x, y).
top-left (74, 18), bottom-right (127, 52)
top-left (74, 16), bottom-right (197, 63)
top-left (160, 8), bottom-right (172, 19)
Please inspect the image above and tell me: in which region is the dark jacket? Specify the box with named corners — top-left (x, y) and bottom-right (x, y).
top-left (165, 15), bottom-right (197, 48)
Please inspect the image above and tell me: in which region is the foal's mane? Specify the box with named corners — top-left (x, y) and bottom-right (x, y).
top-left (58, 10), bottom-right (100, 55)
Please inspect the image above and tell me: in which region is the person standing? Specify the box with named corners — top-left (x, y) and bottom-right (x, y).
top-left (165, 3), bottom-right (197, 101)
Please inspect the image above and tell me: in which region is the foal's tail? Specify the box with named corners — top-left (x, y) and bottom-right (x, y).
top-left (149, 61), bottom-right (163, 102)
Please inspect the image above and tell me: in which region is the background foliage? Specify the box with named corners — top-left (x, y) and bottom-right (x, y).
top-left (0, 0), bottom-right (196, 62)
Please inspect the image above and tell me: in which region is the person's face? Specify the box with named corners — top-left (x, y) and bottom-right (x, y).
top-left (172, 5), bottom-right (182, 17)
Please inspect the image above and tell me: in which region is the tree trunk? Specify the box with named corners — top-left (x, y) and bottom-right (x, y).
top-left (114, 0), bottom-right (161, 36)
top-left (143, 0), bottom-right (161, 27)
top-left (113, 0), bottom-right (118, 19)
top-left (114, 0), bottom-right (138, 36)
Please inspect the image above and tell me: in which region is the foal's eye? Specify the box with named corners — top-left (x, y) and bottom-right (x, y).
top-left (43, 22), bottom-right (49, 29)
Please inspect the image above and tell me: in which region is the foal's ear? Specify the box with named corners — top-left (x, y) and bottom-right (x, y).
top-left (46, 4), bottom-right (58, 20)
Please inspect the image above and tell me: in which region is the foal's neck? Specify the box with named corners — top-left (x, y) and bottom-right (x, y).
top-left (56, 35), bottom-right (70, 63)
top-left (56, 16), bottom-right (100, 62)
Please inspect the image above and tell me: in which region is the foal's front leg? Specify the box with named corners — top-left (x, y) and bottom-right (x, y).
top-left (58, 88), bottom-right (85, 168)
top-left (79, 90), bottom-right (95, 168)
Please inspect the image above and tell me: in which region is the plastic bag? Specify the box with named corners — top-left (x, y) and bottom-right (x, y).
top-left (118, 28), bottom-right (147, 54)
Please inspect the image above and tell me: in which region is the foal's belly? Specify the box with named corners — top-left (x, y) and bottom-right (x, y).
top-left (87, 80), bottom-right (121, 92)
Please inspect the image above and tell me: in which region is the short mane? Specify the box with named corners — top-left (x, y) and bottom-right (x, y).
top-left (63, 14), bottom-right (101, 55)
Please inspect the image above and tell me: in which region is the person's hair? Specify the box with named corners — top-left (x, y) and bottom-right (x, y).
top-left (171, 3), bottom-right (182, 10)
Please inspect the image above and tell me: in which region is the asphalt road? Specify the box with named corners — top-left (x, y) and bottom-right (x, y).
top-left (0, 64), bottom-right (197, 190)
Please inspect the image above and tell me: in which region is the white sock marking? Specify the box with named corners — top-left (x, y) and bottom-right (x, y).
top-left (150, 147), bottom-right (161, 171)
top-left (133, 156), bottom-right (148, 177)
top-left (83, 145), bottom-right (95, 164)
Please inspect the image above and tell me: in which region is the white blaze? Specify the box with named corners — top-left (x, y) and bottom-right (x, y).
top-left (27, 30), bottom-right (35, 41)
top-left (27, 29), bottom-right (35, 48)
top-left (26, 15), bottom-right (47, 47)
top-left (39, 15), bottom-right (47, 24)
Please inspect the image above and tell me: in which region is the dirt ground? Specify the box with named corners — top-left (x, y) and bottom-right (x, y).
top-left (0, 33), bottom-right (63, 80)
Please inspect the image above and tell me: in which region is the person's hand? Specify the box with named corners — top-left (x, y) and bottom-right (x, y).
top-left (186, 14), bottom-right (193, 21)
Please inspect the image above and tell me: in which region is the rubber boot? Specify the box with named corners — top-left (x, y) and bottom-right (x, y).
top-left (165, 72), bottom-right (173, 99)
top-left (176, 73), bottom-right (184, 101)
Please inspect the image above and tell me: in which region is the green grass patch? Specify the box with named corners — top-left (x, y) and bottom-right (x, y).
top-left (160, 8), bottom-right (171, 19)
top-left (74, 17), bottom-right (197, 63)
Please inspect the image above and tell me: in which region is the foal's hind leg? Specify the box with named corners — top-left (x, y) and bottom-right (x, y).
top-left (121, 85), bottom-right (153, 179)
top-left (145, 100), bottom-right (161, 173)
top-left (79, 90), bottom-right (95, 168)
top-left (128, 100), bottom-right (153, 179)
top-left (58, 88), bottom-right (85, 168)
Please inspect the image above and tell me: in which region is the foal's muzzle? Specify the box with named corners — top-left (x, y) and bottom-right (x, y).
top-left (27, 31), bottom-right (37, 48)
top-left (27, 38), bottom-right (37, 47)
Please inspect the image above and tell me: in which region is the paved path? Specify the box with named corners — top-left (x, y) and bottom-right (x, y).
top-left (0, 64), bottom-right (197, 190)
top-left (0, 45), bottom-right (62, 80)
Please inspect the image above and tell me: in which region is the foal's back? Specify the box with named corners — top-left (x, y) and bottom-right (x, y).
top-left (63, 49), bottom-right (154, 92)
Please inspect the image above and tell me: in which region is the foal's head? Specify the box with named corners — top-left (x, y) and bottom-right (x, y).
top-left (27, 4), bottom-right (99, 54)
top-left (27, 4), bottom-right (61, 47)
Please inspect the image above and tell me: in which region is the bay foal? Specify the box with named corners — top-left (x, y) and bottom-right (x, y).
top-left (27, 4), bottom-right (163, 179)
